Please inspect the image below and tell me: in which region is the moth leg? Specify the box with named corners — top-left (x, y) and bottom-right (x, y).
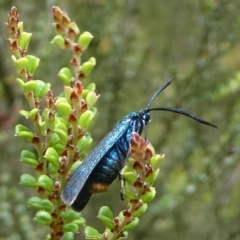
top-left (119, 174), bottom-right (126, 200)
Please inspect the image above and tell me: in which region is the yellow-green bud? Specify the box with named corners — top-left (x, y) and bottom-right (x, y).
top-left (78, 31), bottom-right (93, 50)
top-left (51, 35), bottom-right (65, 49)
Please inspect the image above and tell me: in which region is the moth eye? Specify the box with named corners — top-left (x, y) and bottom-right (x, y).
top-left (143, 112), bottom-right (150, 123)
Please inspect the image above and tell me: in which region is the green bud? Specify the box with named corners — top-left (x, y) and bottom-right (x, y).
top-left (20, 174), bottom-right (37, 188)
top-left (14, 57), bottom-right (28, 75)
top-left (82, 89), bottom-right (90, 99)
top-left (19, 110), bottom-right (29, 118)
top-left (61, 209), bottom-right (82, 223)
top-left (53, 128), bottom-right (68, 144)
top-left (58, 67), bottom-right (73, 85)
top-left (64, 86), bottom-right (74, 101)
top-left (48, 163), bottom-right (57, 175)
top-left (68, 22), bottom-right (80, 35)
top-left (53, 143), bottom-right (65, 153)
top-left (132, 203), bottom-right (148, 217)
top-left (150, 154), bottom-right (164, 171)
top-left (37, 175), bottom-right (54, 193)
top-left (44, 147), bottom-right (60, 167)
top-left (63, 223), bottom-right (79, 233)
top-left (141, 187), bottom-right (156, 203)
top-left (78, 31), bottom-right (93, 50)
top-left (121, 166), bottom-right (137, 184)
top-left (124, 189), bottom-right (138, 200)
top-left (55, 98), bottom-right (72, 118)
top-left (97, 206), bottom-right (115, 229)
top-left (33, 80), bottom-right (51, 99)
top-left (146, 169), bottom-right (159, 185)
top-left (88, 57), bottom-right (96, 65)
top-left (25, 55), bottom-right (40, 75)
top-left (18, 31), bottom-right (32, 52)
top-left (17, 21), bottom-right (23, 33)
top-left (77, 135), bottom-right (93, 152)
top-left (23, 80), bottom-right (37, 94)
top-left (54, 121), bottom-right (68, 132)
top-left (28, 108), bottom-right (39, 120)
top-left (69, 161), bottom-right (82, 173)
top-left (62, 232), bottom-right (74, 240)
top-left (28, 197), bottom-right (53, 212)
top-left (72, 219), bottom-right (86, 227)
top-left (51, 35), bottom-right (65, 49)
top-left (16, 77), bottom-right (25, 88)
top-left (86, 91), bottom-right (98, 108)
top-left (15, 124), bottom-right (34, 141)
top-left (28, 197), bottom-right (42, 208)
top-left (84, 226), bottom-right (101, 239)
top-left (15, 124), bottom-right (30, 133)
top-left (81, 57), bottom-right (96, 76)
top-left (123, 217), bottom-right (139, 231)
top-left (34, 210), bottom-right (52, 225)
top-left (87, 83), bottom-right (96, 91)
top-left (79, 110), bottom-right (95, 130)
top-left (50, 133), bottom-right (61, 147)
top-left (20, 150), bottom-right (38, 167)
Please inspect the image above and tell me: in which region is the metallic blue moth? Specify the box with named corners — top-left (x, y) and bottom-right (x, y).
top-left (61, 78), bottom-right (217, 211)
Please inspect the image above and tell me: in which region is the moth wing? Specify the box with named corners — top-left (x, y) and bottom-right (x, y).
top-left (61, 115), bottom-right (132, 205)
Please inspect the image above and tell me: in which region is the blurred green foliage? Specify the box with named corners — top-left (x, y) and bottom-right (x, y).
top-left (0, 0), bottom-right (240, 239)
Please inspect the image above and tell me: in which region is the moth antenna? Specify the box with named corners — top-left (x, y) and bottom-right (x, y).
top-left (149, 107), bottom-right (217, 128)
top-left (147, 76), bottom-right (176, 109)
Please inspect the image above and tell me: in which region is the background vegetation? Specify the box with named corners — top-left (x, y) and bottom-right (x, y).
top-left (0, 0), bottom-right (240, 239)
